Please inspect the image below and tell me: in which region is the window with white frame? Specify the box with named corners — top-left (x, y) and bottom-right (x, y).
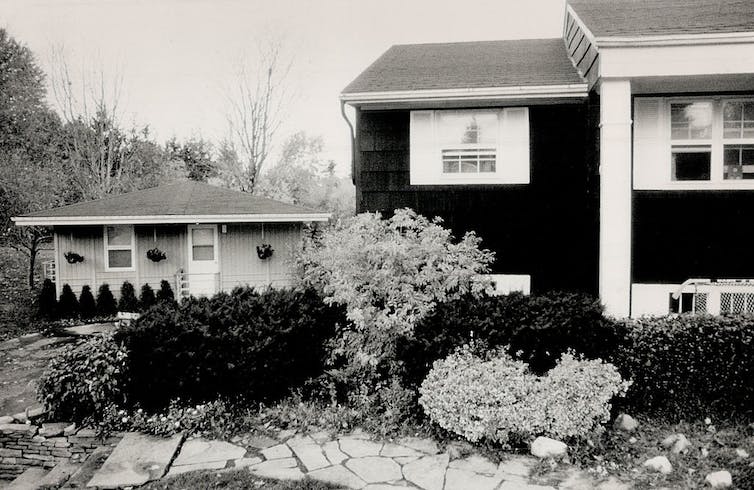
top-left (410, 108), bottom-right (530, 185)
top-left (634, 97), bottom-right (754, 189)
top-left (104, 225), bottom-right (135, 270)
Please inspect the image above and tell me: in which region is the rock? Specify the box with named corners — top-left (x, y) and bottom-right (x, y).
top-left (380, 443), bottom-right (422, 458)
top-left (643, 456), bottom-right (673, 474)
top-left (37, 461), bottom-right (81, 487)
top-left (233, 456), bottom-right (262, 468)
top-left (86, 432), bottom-right (183, 487)
top-left (396, 436), bottom-right (440, 455)
top-left (261, 443), bottom-right (293, 460)
top-left (323, 440), bottom-right (349, 465)
top-left (245, 434), bottom-right (278, 449)
top-left (531, 437), bottom-right (567, 459)
top-left (735, 448), bottom-right (749, 458)
top-left (448, 454), bottom-right (498, 476)
top-left (661, 433), bottom-right (691, 454)
top-left (64, 423), bottom-right (77, 436)
top-left (288, 439), bottom-right (330, 471)
top-left (614, 414), bottom-right (639, 432)
top-left (167, 460), bottom-right (227, 477)
top-left (705, 470), bottom-right (732, 488)
top-left (346, 456), bottom-right (402, 483)
top-left (308, 465), bottom-right (366, 489)
top-left (403, 453), bottom-right (449, 490)
top-left (445, 468), bottom-right (503, 490)
top-left (6, 467), bottom-right (48, 489)
top-left (0, 415), bottom-right (13, 424)
top-left (25, 405), bottom-right (46, 420)
top-left (172, 438), bottom-right (246, 466)
top-left (629, 437), bottom-right (637, 444)
top-left (339, 437), bottom-right (383, 457)
top-left (40, 422), bottom-right (70, 437)
top-left (248, 458), bottom-right (304, 481)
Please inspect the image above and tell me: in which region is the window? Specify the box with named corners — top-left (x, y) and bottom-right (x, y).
top-left (634, 97), bottom-right (754, 189)
top-left (410, 108), bottom-right (530, 185)
top-left (104, 225), bottom-right (135, 270)
top-left (191, 227), bottom-right (215, 261)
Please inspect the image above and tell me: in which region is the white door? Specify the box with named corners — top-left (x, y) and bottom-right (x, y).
top-left (187, 225), bottom-right (219, 297)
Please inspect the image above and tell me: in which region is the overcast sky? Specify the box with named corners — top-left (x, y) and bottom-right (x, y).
top-left (1, 0), bottom-right (566, 175)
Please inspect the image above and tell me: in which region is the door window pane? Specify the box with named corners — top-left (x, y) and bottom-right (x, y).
top-left (672, 147), bottom-right (711, 181)
top-left (107, 226), bottom-right (131, 246)
top-left (192, 228), bottom-right (214, 261)
top-left (108, 249), bottom-right (132, 268)
top-left (670, 102), bottom-right (712, 140)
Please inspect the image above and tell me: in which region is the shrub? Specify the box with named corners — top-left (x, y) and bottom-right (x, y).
top-left (156, 280), bottom-right (175, 303)
top-left (37, 279), bottom-right (57, 320)
top-left (297, 208), bottom-right (495, 399)
top-left (139, 283), bottom-right (156, 311)
top-left (79, 285), bottom-right (97, 319)
top-left (37, 333), bottom-right (129, 421)
top-left (96, 283), bottom-right (117, 316)
top-left (57, 284), bottom-right (79, 318)
top-left (419, 345), bottom-right (630, 444)
top-left (115, 286), bottom-right (343, 410)
top-left (118, 281), bottom-right (138, 312)
top-left (401, 291), bottom-right (619, 385)
top-left (614, 315), bottom-right (754, 418)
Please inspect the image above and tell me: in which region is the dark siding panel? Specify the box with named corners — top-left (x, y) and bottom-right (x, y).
top-left (633, 191), bottom-right (754, 282)
top-left (354, 105), bottom-right (599, 295)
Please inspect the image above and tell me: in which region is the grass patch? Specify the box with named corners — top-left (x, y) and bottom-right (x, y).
top-left (142, 469), bottom-right (340, 489)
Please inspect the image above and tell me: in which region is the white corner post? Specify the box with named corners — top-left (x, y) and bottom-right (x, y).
top-left (599, 79), bottom-right (632, 317)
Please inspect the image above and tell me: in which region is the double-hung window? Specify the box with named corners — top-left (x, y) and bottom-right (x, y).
top-left (104, 225), bottom-right (135, 271)
top-left (410, 108), bottom-right (530, 185)
top-left (634, 97), bottom-right (754, 189)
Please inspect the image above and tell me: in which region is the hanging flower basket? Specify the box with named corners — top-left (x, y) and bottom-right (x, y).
top-left (146, 248), bottom-right (167, 262)
top-left (64, 252), bottom-right (84, 264)
top-left (256, 244), bottom-right (274, 260)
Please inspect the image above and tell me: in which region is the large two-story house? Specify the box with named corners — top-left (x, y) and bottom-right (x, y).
top-left (340, 0), bottom-right (754, 318)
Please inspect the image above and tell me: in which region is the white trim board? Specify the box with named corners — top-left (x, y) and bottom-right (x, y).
top-left (341, 84), bottom-right (588, 105)
top-left (13, 213), bottom-right (331, 226)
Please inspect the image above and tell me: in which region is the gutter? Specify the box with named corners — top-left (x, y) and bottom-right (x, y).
top-left (340, 84), bottom-right (589, 105)
top-left (12, 213), bottom-right (332, 226)
top-left (340, 100), bottom-right (357, 185)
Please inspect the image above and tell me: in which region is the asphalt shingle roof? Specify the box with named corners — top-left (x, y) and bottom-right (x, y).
top-left (20, 181), bottom-right (325, 219)
top-left (341, 38), bottom-right (585, 94)
top-left (569, 0), bottom-right (754, 38)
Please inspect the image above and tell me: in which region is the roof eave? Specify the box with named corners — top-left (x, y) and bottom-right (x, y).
top-left (12, 213), bottom-right (332, 227)
top-left (340, 84), bottom-right (589, 106)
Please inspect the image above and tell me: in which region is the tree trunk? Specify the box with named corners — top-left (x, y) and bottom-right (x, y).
top-left (28, 243), bottom-right (38, 290)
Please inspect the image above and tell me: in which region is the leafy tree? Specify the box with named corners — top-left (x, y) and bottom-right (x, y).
top-left (166, 137), bottom-right (216, 181)
top-left (96, 284), bottom-right (117, 316)
top-left (79, 285), bottom-right (96, 319)
top-left (118, 281), bottom-right (138, 312)
top-left (297, 208), bottom-right (495, 366)
top-left (156, 280), bottom-right (175, 303)
top-left (58, 284), bottom-right (79, 318)
top-left (138, 283), bottom-right (156, 311)
top-left (256, 131), bottom-right (355, 219)
top-left (37, 279), bottom-right (57, 320)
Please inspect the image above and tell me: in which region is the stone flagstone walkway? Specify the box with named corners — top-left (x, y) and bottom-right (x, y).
top-left (85, 429), bottom-right (628, 489)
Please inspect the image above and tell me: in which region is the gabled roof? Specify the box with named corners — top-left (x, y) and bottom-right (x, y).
top-left (341, 38), bottom-right (587, 103)
top-left (569, 0), bottom-right (754, 39)
top-left (13, 181), bottom-right (330, 226)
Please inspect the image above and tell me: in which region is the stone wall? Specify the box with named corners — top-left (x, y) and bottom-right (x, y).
top-left (0, 422), bottom-right (117, 481)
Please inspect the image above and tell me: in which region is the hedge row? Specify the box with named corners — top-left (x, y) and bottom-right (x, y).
top-left (37, 279), bottom-right (175, 320)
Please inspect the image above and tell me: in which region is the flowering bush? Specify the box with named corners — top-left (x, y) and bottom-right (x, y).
top-left (297, 208), bottom-right (494, 365)
top-left (37, 333), bottom-right (129, 422)
top-left (419, 345), bottom-right (630, 444)
top-left (99, 399), bottom-right (235, 438)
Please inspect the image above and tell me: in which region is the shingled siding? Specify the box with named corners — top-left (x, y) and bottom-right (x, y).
top-left (355, 105), bottom-right (599, 295)
top-left (633, 191), bottom-right (754, 283)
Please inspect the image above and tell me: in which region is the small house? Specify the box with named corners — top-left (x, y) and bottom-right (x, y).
top-left (13, 181), bottom-right (330, 299)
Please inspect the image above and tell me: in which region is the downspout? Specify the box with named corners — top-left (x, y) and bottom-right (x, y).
top-left (340, 99), bottom-right (356, 185)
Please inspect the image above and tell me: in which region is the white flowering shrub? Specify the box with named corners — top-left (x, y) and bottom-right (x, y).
top-left (419, 345), bottom-right (631, 443)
